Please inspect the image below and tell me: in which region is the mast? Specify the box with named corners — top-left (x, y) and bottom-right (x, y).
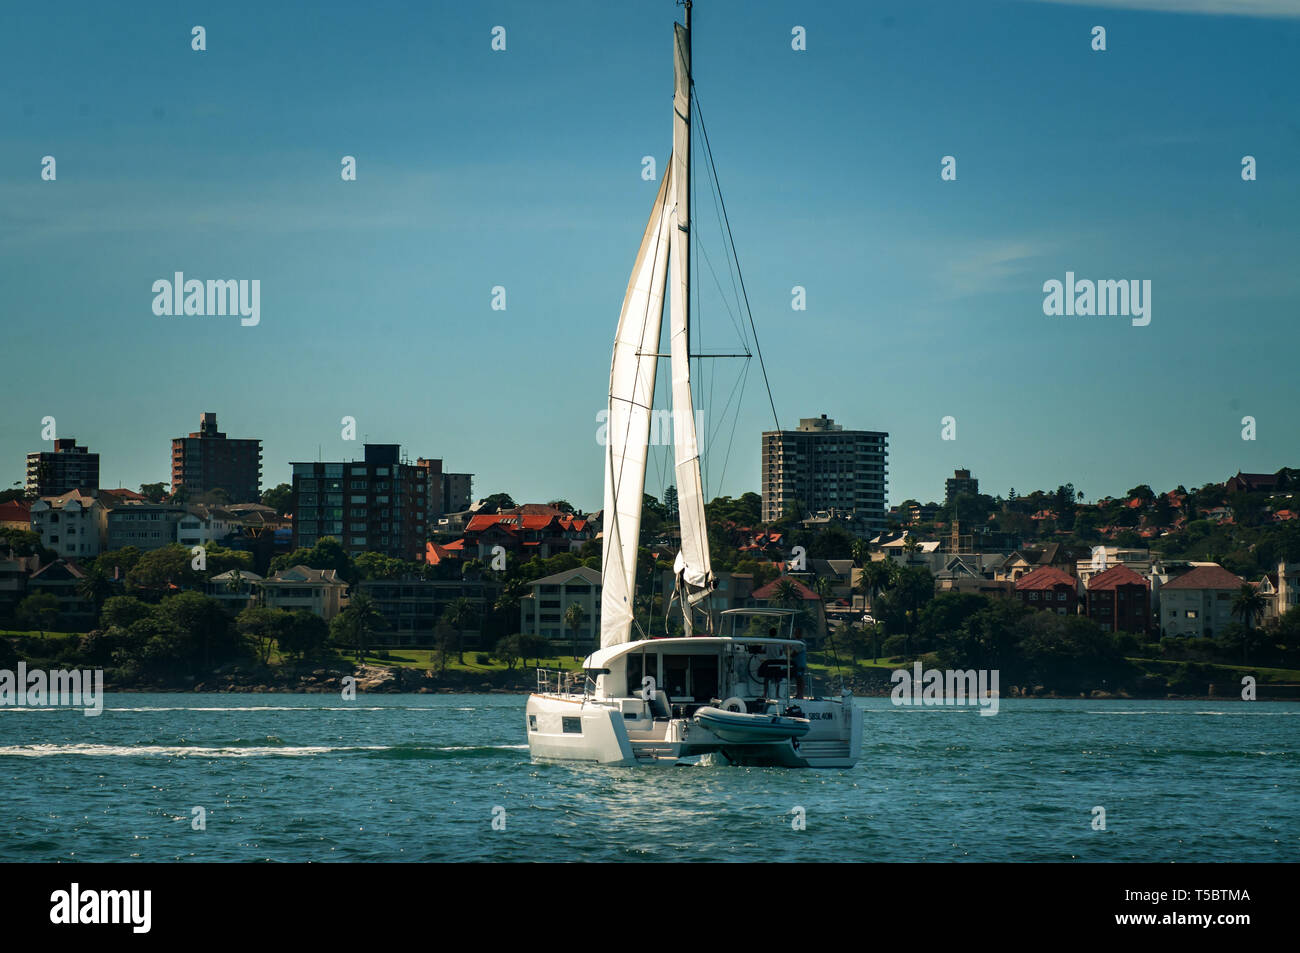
top-left (683, 0), bottom-right (691, 360)
top-left (669, 1), bottom-right (714, 636)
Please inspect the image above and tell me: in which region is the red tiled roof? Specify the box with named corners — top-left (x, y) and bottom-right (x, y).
top-left (100, 488), bottom-right (145, 501)
top-left (424, 540), bottom-right (467, 564)
top-left (752, 576), bottom-right (821, 601)
top-left (1161, 565), bottom-right (1244, 591)
top-left (0, 500), bottom-right (31, 522)
top-left (1015, 566), bottom-right (1076, 591)
top-left (1087, 564), bottom-right (1149, 591)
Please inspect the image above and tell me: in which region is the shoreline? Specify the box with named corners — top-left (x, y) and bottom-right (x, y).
top-left (87, 684), bottom-right (1297, 702)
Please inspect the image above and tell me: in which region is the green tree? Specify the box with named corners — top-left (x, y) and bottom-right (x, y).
top-left (100, 595), bottom-right (152, 630)
top-left (563, 601), bottom-right (587, 659)
top-left (139, 482), bottom-right (168, 502)
top-left (238, 606), bottom-right (290, 665)
top-left (76, 566), bottom-right (115, 615)
top-left (850, 538), bottom-right (869, 568)
top-left (431, 619), bottom-right (455, 674)
top-left (16, 592), bottom-right (59, 633)
top-left (1231, 583), bottom-right (1269, 663)
top-left (443, 597), bottom-right (478, 664)
top-left (518, 633), bottom-right (548, 669)
top-left (481, 493), bottom-right (516, 512)
top-left (126, 544), bottom-right (202, 594)
top-left (0, 527), bottom-right (52, 559)
top-left (354, 551), bottom-right (408, 581)
top-left (332, 591), bottom-right (387, 661)
top-left (268, 536), bottom-right (355, 583)
top-left (279, 611), bottom-right (328, 661)
top-left (261, 483), bottom-right (293, 516)
top-left (92, 547), bottom-right (143, 579)
top-left (201, 544), bottom-right (254, 577)
top-left (495, 633), bottom-right (523, 670)
top-left (154, 591), bottom-right (238, 672)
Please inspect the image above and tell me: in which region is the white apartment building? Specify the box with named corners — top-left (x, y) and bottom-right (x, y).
top-left (28, 490), bottom-right (107, 559)
top-left (1157, 564), bottom-right (1244, 639)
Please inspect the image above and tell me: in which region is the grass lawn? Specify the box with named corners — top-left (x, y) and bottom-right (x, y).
top-left (1125, 656), bottom-right (1300, 683)
top-left (341, 649), bottom-right (581, 674)
top-left (0, 629), bottom-right (85, 640)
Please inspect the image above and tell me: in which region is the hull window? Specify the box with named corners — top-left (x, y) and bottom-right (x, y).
top-left (528, 714), bottom-right (537, 732)
top-left (562, 716), bottom-right (583, 734)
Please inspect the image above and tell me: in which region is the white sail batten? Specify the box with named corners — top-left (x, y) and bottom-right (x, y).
top-left (601, 172), bottom-right (673, 649)
top-left (668, 20), bottom-right (715, 617)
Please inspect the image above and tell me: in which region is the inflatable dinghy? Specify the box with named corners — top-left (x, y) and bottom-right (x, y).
top-left (694, 706), bottom-right (811, 743)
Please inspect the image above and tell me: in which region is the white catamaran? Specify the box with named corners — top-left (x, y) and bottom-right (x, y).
top-left (526, 2), bottom-right (863, 768)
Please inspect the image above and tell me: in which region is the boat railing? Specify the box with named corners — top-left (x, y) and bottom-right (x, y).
top-left (536, 668), bottom-right (593, 698)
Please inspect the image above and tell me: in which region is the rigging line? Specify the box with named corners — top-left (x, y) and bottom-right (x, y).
top-left (694, 241), bottom-right (746, 353)
top-left (690, 111), bottom-right (709, 501)
top-left (715, 363), bottom-right (751, 504)
top-left (696, 107), bottom-right (749, 352)
top-left (706, 355), bottom-right (750, 451)
top-left (693, 90), bottom-right (781, 433)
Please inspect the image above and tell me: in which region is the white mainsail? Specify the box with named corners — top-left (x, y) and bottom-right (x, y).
top-left (600, 19), bottom-right (714, 650)
top-left (668, 20), bottom-right (715, 627)
top-left (601, 172), bottom-right (673, 649)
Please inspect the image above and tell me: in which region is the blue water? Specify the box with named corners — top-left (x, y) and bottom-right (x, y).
top-left (1, 694), bottom-right (1295, 862)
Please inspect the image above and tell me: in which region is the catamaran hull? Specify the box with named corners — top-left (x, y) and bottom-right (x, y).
top-left (527, 693), bottom-right (862, 768)
top-left (526, 696), bottom-right (635, 764)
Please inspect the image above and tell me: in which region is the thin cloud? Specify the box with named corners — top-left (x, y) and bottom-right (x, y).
top-left (1016, 0), bottom-right (1300, 17)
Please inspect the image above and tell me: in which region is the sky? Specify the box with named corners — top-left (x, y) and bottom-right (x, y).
top-left (2, 0), bottom-right (1298, 512)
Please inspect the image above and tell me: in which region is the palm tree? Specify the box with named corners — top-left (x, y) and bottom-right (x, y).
top-left (564, 602), bottom-right (587, 660)
top-left (813, 575), bottom-right (834, 602)
top-left (75, 566), bottom-right (114, 619)
top-left (850, 538), bottom-right (869, 568)
top-left (443, 597), bottom-right (477, 664)
top-left (494, 577), bottom-right (529, 615)
top-left (857, 559), bottom-right (894, 615)
top-left (1231, 583), bottom-right (1268, 664)
top-left (770, 578), bottom-right (805, 637)
top-left (345, 591), bottom-right (387, 661)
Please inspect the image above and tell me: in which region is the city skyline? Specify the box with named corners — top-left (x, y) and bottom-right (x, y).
top-left (3, 0), bottom-right (1297, 511)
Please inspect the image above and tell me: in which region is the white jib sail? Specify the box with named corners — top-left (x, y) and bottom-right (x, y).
top-left (668, 20), bottom-right (714, 616)
top-left (601, 172), bottom-right (673, 650)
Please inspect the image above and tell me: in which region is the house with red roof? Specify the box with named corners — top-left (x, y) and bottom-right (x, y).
top-left (437, 504), bottom-right (594, 564)
top-left (1014, 566), bottom-right (1079, 615)
top-left (1086, 564), bottom-right (1150, 634)
top-left (98, 487), bottom-right (145, 504)
top-left (1224, 470), bottom-right (1286, 494)
top-left (749, 575), bottom-right (826, 643)
top-left (0, 499), bottom-right (32, 532)
top-left (1157, 564), bottom-right (1244, 639)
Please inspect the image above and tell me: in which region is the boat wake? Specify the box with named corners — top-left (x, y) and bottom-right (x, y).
top-left (0, 742), bottom-right (530, 759)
